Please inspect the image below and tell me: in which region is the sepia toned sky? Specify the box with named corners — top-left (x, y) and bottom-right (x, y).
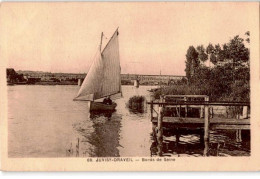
top-left (0, 2), bottom-right (255, 75)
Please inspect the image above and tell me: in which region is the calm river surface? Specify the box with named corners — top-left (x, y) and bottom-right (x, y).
top-left (8, 85), bottom-right (250, 157)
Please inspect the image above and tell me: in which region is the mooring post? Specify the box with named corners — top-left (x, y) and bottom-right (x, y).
top-left (201, 96), bottom-right (207, 118)
top-left (211, 107), bottom-right (214, 118)
top-left (242, 106), bottom-right (248, 119)
top-left (151, 100), bottom-right (154, 121)
top-left (200, 105), bottom-right (204, 118)
top-left (151, 100), bottom-right (156, 139)
top-left (176, 128), bottom-right (180, 144)
top-left (157, 96), bottom-right (164, 156)
top-left (184, 96), bottom-right (187, 118)
top-left (236, 129), bottom-right (242, 142)
top-left (203, 96), bottom-right (210, 156)
top-left (78, 78), bottom-right (82, 86)
top-left (76, 138), bottom-right (79, 157)
top-left (200, 130), bottom-right (204, 144)
top-left (236, 112), bottom-right (242, 142)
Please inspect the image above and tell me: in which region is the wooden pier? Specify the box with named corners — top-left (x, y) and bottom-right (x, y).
top-left (148, 95), bottom-right (250, 156)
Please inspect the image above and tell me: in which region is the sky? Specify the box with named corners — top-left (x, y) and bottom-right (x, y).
top-left (0, 2), bottom-right (255, 75)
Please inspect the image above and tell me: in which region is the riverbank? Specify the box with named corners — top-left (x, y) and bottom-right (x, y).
top-left (35, 81), bottom-right (78, 85)
top-left (9, 81), bottom-right (158, 86)
top-left (8, 81), bottom-right (78, 85)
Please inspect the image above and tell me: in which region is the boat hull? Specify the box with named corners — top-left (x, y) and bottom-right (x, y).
top-left (90, 102), bottom-right (117, 111)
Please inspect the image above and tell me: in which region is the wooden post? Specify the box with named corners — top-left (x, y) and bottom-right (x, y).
top-left (200, 105), bottom-right (204, 118)
top-left (201, 96), bottom-right (207, 118)
top-left (235, 105), bottom-right (246, 143)
top-left (211, 107), bottom-right (214, 118)
top-left (76, 138), bottom-right (79, 157)
top-left (236, 110), bottom-right (242, 142)
top-left (184, 96), bottom-right (187, 118)
top-left (78, 79), bottom-right (82, 86)
top-left (200, 130), bottom-right (204, 144)
top-left (203, 96), bottom-right (210, 156)
top-left (150, 100), bottom-right (154, 121)
top-left (151, 99), bottom-right (156, 139)
top-left (242, 106), bottom-right (248, 119)
top-left (152, 123), bottom-right (157, 140)
top-left (236, 129), bottom-right (242, 142)
top-left (157, 96), bottom-right (164, 156)
top-left (179, 104), bottom-right (181, 117)
top-left (176, 128), bottom-right (180, 144)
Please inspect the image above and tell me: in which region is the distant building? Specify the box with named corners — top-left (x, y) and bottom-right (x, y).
top-left (216, 59), bottom-right (233, 66)
top-left (121, 74), bottom-right (185, 85)
top-left (27, 77), bottom-right (41, 84)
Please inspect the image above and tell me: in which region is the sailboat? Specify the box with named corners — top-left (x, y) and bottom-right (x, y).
top-left (74, 28), bottom-right (122, 111)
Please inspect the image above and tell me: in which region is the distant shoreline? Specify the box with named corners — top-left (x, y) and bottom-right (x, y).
top-left (8, 81), bottom-right (78, 86)
top-left (7, 68), bottom-right (185, 86)
top-left (7, 82), bottom-right (158, 86)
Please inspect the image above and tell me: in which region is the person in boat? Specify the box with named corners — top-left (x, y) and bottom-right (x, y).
top-left (107, 96), bottom-right (112, 105)
top-left (103, 96), bottom-right (112, 105)
top-left (103, 97), bottom-right (108, 104)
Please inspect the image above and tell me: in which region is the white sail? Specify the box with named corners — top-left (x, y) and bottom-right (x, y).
top-left (74, 29), bottom-right (121, 101)
top-left (99, 30), bottom-right (121, 98)
top-left (74, 51), bottom-right (103, 100)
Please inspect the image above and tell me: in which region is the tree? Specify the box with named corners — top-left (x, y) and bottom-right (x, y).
top-left (196, 45), bottom-right (208, 63)
top-left (206, 43), bottom-right (216, 66)
top-left (228, 35), bottom-right (249, 68)
top-left (245, 31), bottom-right (250, 44)
top-left (185, 46), bottom-right (199, 82)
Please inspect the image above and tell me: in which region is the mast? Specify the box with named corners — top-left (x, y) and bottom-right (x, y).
top-left (101, 27), bottom-right (119, 54)
top-left (100, 32), bottom-right (103, 52)
top-left (160, 70), bottom-right (162, 89)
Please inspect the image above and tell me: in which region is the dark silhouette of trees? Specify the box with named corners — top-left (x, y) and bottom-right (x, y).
top-left (185, 46), bottom-right (199, 82)
top-left (183, 32), bottom-right (250, 101)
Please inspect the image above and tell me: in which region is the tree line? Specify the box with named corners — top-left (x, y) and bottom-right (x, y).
top-left (184, 31), bottom-right (250, 101)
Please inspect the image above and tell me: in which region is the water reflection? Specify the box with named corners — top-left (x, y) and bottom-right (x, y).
top-left (90, 111), bottom-right (113, 120)
top-left (75, 111), bottom-right (122, 157)
top-left (128, 108), bottom-right (146, 114)
top-left (150, 129), bottom-right (250, 157)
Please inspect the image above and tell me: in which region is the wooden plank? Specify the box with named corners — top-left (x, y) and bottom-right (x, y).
top-left (147, 101), bottom-right (250, 106)
top-left (164, 95), bottom-right (209, 98)
top-left (152, 117), bottom-right (250, 125)
top-left (165, 105), bottom-right (203, 109)
top-left (210, 118), bottom-right (250, 125)
top-left (152, 117), bottom-right (250, 130)
top-left (162, 117), bottom-right (204, 123)
top-left (211, 124), bottom-right (250, 130)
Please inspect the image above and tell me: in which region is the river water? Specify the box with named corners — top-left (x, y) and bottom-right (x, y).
top-left (8, 85), bottom-right (250, 157)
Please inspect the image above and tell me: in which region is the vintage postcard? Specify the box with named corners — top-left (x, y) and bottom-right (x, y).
top-left (0, 2), bottom-right (260, 171)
